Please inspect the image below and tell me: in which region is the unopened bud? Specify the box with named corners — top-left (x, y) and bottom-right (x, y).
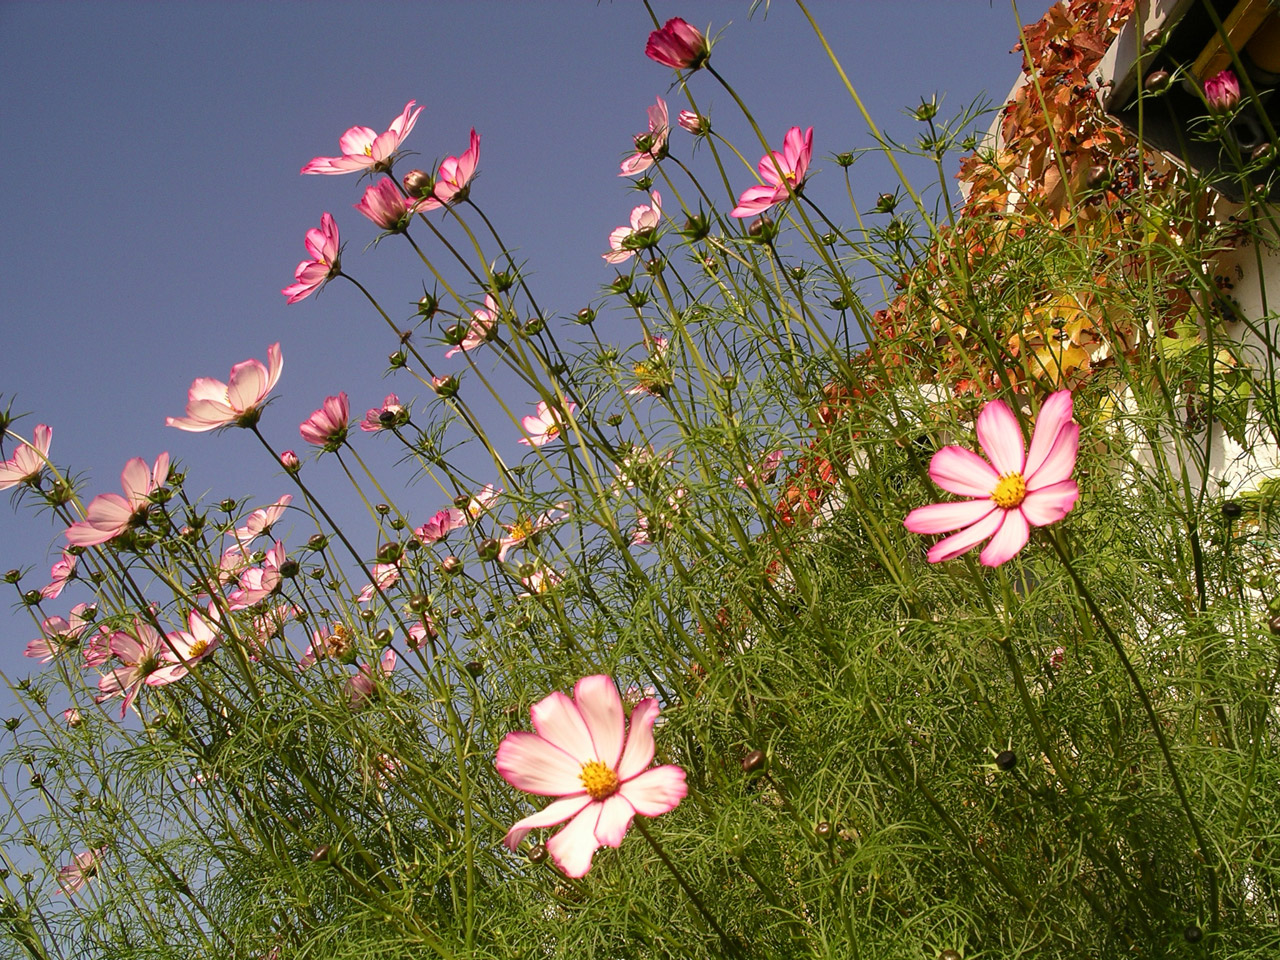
top-left (815, 821), bottom-right (833, 839)
top-left (431, 375), bottom-right (459, 398)
top-left (995, 749), bottom-right (1017, 771)
top-left (306, 534), bottom-right (329, 552)
top-left (402, 169), bottom-right (433, 199)
top-left (527, 843), bottom-right (548, 863)
top-left (377, 542), bottom-right (402, 563)
top-left (478, 538), bottom-right (501, 562)
top-left (441, 555), bottom-right (463, 575)
top-left (1143, 70), bottom-right (1170, 94)
top-left (741, 749), bottom-right (766, 774)
top-left (748, 217), bottom-right (777, 241)
top-left (280, 450), bottom-right (301, 473)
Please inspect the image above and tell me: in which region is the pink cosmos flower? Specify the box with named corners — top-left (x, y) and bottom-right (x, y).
top-left (360, 394), bottom-right (407, 432)
top-left (63, 708), bottom-right (82, 726)
top-left (65, 452), bottom-right (170, 547)
top-left (407, 617), bottom-right (437, 650)
top-left (496, 675), bottom-right (687, 878)
top-left (166, 343), bottom-right (283, 432)
top-left (40, 550), bottom-right (77, 600)
top-left (466, 484), bottom-right (502, 519)
top-left (301, 100), bottom-right (423, 175)
top-left (300, 393), bottom-right (350, 449)
top-left (415, 507), bottom-right (466, 543)
top-left (497, 507), bottom-right (568, 562)
top-left (620, 98), bottom-right (669, 177)
top-left (430, 128), bottom-right (481, 205)
top-left (354, 178), bottom-right (416, 230)
top-left (356, 561), bottom-right (400, 603)
top-left (25, 603), bottom-right (94, 663)
top-left (603, 191), bottom-right (663, 264)
top-left (519, 400), bottom-right (577, 447)
top-left (228, 541), bottom-right (287, 609)
top-left (96, 620), bottom-right (186, 718)
top-left (445, 296), bottom-right (498, 359)
top-left (730, 126), bottom-right (814, 218)
top-left (0, 424), bottom-right (51, 489)
top-left (282, 213), bottom-right (341, 304)
top-left (280, 450), bottom-right (301, 473)
top-left (1205, 69), bottom-right (1240, 112)
top-left (735, 449), bottom-right (783, 489)
top-left (157, 607), bottom-right (222, 678)
top-left (518, 566), bottom-right (561, 597)
top-left (646, 18), bottom-right (710, 70)
top-left (83, 627), bottom-right (113, 668)
top-left (348, 649), bottom-right (396, 708)
top-left (677, 109), bottom-right (708, 135)
top-left (57, 847), bottom-right (105, 895)
top-left (903, 390), bottom-right (1080, 567)
top-left (234, 495), bottom-right (293, 544)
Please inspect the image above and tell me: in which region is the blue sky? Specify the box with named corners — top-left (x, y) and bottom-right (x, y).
top-left (0, 1), bottom-right (1054, 693)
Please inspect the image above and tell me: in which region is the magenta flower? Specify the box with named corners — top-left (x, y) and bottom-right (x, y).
top-left (348, 649), bottom-right (396, 708)
top-left (519, 400), bottom-right (577, 447)
top-left (300, 392), bottom-right (350, 450)
top-left (466, 484), bottom-right (502, 519)
top-left (1205, 69), bottom-right (1240, 112)
top-left (0, 424), bottom-right (52, 490)
top-left (234, 495), bottom-right (293, 544)
top-left (646, 17), bottom-right (710, 70)
top-left (730, 126), bottom-right (814, 218)
top-left (360, 394), bottom-right (408, 432)
top-left (301, 100), bottom-right (423, 175)
top-left (445, 296), bottom-right (499, 359)
top-left (40, 550), bottom-right (77, 600)
top-left (903, 390), bottom-right (1080, 567)
top-left (415, 507), bottom-right (466, 543)
top-left (354, 178), bottom-right (416, 230)
top-left (620, 98), bottom-right (669, 177)
top-left (166, 343), bottom-right (283, 432)
top-left (603, 191), bottom-right (663, 264)
top-left (280, 449), bottom-right (301, 473)
top-left (25, 603), bottom-right (94, 663)
top-left (282, 213), bottom-right (341, 304)
top-left (677, 109), bottom-right (708, 135)
top-left (56, 847), bottom-right (105, 895)
top-left (497, 675), bottom-right (687, 878)
top-left (65, 452), bottom-right (170, 548)
top-left (431, 128), bottom-right (481, 205)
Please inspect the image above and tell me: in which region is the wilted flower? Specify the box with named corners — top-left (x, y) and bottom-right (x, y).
top-left (65, 452), bottom-right (170, 548)
top-left (519, 400), bottom-right (577, 447)
top-left (165, 343), bottom-right (283, 431)
top-left (0, 424), bottom-right (52, 490)
top-left (731, 126), bottom-right (814, 218)
top-left (282, 213), bottom-right (341, 304)
top-left (903, 390), bottom-right (1080, 567)
top-left (645, 17), bottom-right (710, 70)
top-left (496, 675), bottom-right (687, 877)
top-left (604, 191), bottom-right (663, 264)
top-left (620, 98), bottom-right (669, 177)
top-left (301, 100), bottom-right (423, 175)
top-left (1205, 69), bottom-right (1240, 112)
top-left (299, 393), bottom-right (350, 450)
top-left (300, 622), bottom-right (354, 670)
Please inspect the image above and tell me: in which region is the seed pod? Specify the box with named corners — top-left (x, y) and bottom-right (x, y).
top-left (465, 660), bottom-right (484, 677)
top-left (1183, 925), bottom-right (1203, 943)
top-left (1143, 70), bottom-right (1170, 94)
top-left (741, 749), bottom-right (766, 774)
top-left (995, 750), bottom-right (1017, 771)
top-left (815, 821), bottom-right (833, 839)
top-left (1221, 500), bottom-right (1243, 519)
top-left (310, 845), bottom-right (331, 863)
top-left (442, 555), bottom-right (463, 575)
top-left (527, 843), bottom-right (548, 864)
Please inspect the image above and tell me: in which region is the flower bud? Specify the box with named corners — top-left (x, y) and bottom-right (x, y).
top-left (914, 98), bottom-right (938, 121)
top-left (523, 315), bottom-right (546, 336)
top-left (465, 660), bottom-right (484, 677)
top-left (219, 498), bottom-right (238, 513)
top-left (611, 275), bottom-right (632, 294)
top-left (453, 494), bottom-right (471, 509)
top-left (310, 845), bottom-right (332, 863)
top-left (995, 749), bottom-right (1017, 771)
top-left (306, 534), bottom-right (329, 552)
top-left (431, 375), bottom-right (459, 398)
top-left (22, 590), bottom-right (41, 607)
top-left (835, 152), bottom-right (855, 168)
top-left (527, 843), bottom-right (548, 863)
top-left (677, 110), bottom-right (709, 135)
top-left (680, 214), bottom-right (710, 241)
top-left (441, 555), bottom-right (463, 575)
top-left (875, 192), bottom-right (897, 213)
top-left (280, 450), bottom-right (301, 474)
top-left (645, 17), bottom-right (710, 71)
top-left (1204, 69), bottom-right (1240, 113)
top-left (748, 216), bottom-right (777, 241)
top-left (403, 169), bottom-right (433, 199)
top-left (408, 593), bottom-right (429, 613)
top-left (443, 324), bottom-right (469, 346)
top-left (417, 292), bottom-right (438, 317)
top-left (1143, 70), bottom-right (1170, 94)
top-left (741, 748), bottom-right (766, 774)
top-left (374, 628), bottom-right (393, 647)
top-left (1221, 500), bottom-right (1243, 519)
top-left (575, 308), bottom-right (596, 325)
top-left (3, 570), bottom-right (20, 584)
top-left (478, 538), bottom-right (501, 562)
top-left (815, 821), bottom-right (833, 839)
top-left (490, 272), bottom-right (514, 294)
top-left (940, 951), bottom-right (962, 960)
top-left (1183, 925), bottom-right (1202, 943)
top-left (377, 542), bottom-right (402, 563)
top-left (605, 413), bottom-right (623, 427)
top-left (279, 560), bottom-right (300, 579)
top-left (388, 350), bottom-right (407, 369)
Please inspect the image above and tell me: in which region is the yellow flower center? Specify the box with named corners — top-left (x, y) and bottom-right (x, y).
top-left (579, 760), bottom-right (620, 801)
top-left (545, 424), bottom-right (560, 439)
top-left (991, 472), bottom-right (1027, 510)
top-left (509, 517), bottom-right (535, 541)
top-left (187, 639), bottom-right (210, 660)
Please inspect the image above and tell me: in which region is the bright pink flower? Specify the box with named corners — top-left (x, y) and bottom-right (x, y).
top-left (0, 424), bottom-right (52, 489)
top-left (620, 98), bottom-right (669, 177)
top-left (1205, 69), bottom-right (1240, 111)
top-left (356, 561), bottom-right (401, 603)
top-left (646, 18), bottom-right (710, 70)
top-left (519, 400), bottom-right (577, 447)
top-left (299, 392), bottom-right (349, 449)
top-left (348, 649), bottom-right (396, 708)
top-left (445, 296), bottom-right (498, 359)
top-left (301, 101), bottom-right (423, 175)
top-left (234, 495), bottom-right (293, 544)
top-left (677, 109), bottom-right (708, 135)
top-left (96, 620), bottom-right (184, 718)
top-left (415, 507), bottom-right (466, 543)
top-left (166, 343), bottom-right (283, 432)
top-left (280, 450), bottom-right (301, 473)
top-left (25, 603), bottom-right (93, 663)
top-left (497, 675), bottom-right (687, 878)
top-left (65, 452), bottom-right (170, 547)
top-left (431, 128), bottom-right (481, 205)
top-left (407, 617), bottom-right (437, 650)
top-left (282, 213), bottom-right (341, 304)
top-left (903, 390), bottom-right (1080, 567)
top-left (360, 394), bottom-right (407, 432)
top-left (730, 126), bottom-right (814, 218)
top-left (603, 191), bottom-right (662, 264)
top-left (56, 847), bottom-right (105, 895)
top-left (354, 178), bottom-right (416, 230)
top-left (40, 550), bottom-right (77, 600)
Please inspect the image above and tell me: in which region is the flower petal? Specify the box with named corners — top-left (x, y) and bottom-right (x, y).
top-left (979, 508), bottom-right (1030, 566)
top-left (503, 794), bottom-right (593, 851)
top-left (1020, 479), bottom-right (1079, 527)
top-left (975, 400), bottom-right (1025, 476)
top-left (593, 794), bottom-right (636, 848)
top-left (1023, 390), bottom-right (1073, 479)
top-left (617, 765), bottom-right (687, 816)
top-left (616, 697), bottom-right (661, 780)
top-left (903, 498), bottom-right (996, 535)
top-left (1026, 423), bottom-right (1079, 491)
top-left (928, 445), bottom-right (999, 497)
top-left (530, 691), bottom-right (596, 763)
top-left (573, 676), bottom-right (625, 769)
top-left (546, 805), bottom-right (602, 878)
top-left (924, 508), bottom-right (1005, 564)
top-left (495, 731), bottom-right (587, 796)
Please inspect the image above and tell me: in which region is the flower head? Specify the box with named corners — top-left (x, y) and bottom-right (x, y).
top-left (497, 506), bottom-right (568, 562)
top-left (445, 296), bottom-right (498, 359)
top-left (431, 128), bottom-right (481, 205)
top-left (354, 178), bottom-right (416, 231)
top-left (903, 390), bottom-right (1080, 567)
top-left (620, 98), bottom-right (669, 177)
top-left (40, 550), bottom-right (77, 600)
top-left (415, 507), bottom-right (466, 543)
top-left (497, 675), bottom-right (687, 877)
top-left (234, 495), bottom-right (293, 545)
top-left (282, 213), bottom-right (341, 303)
top-left (348, 649), bottom-right (396, 708)
top-left (356, 561), bottom-right (401, 603)
top-left (0, 424), bottom-right (52, 490)
top-left (519, 400), bottom-right (577, 447)
top-left (57, 847), bottom-right (105, 895)
top-left (65, 452), bottom-right (170, 547)
top-left (25, 603), bottom-right (94, 663)
top-left (1205, 69), bottom-right (1240, 112)
top-left (300, 393), bottom-right (350, 450)
top-left (731, 126), bottom-right (814, 218)
top-left (301, 100), bottom-right (423, 175)
top-left (95, 620), bottom-right (184, 718)
top-left (360, 394), bottom-right (408, 432)
top-left (646, 18), bottom-right (710, 70)
top-left (166, 343), bottom-right (283, 432)
top-left (228, 541), bottom-right (287, 609)
top-left (678, 109), bottom-right (708, 135)
top-left (280, 450), bottom-right (301, 473)
top-left (603, 191), bottom-right (662, 264)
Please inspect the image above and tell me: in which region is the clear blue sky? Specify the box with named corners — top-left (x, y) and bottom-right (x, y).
top-left (0, 1), bottom-right (1055, 693)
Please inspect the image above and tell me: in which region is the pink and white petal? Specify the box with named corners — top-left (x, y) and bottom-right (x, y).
top-left (226, 359), bottom-right (269, 412)
top-left (975, 400), bottom-right (1026, 476)
top-left (620, 153), bottom-right (655, 176)
top-left (1025, 423), bottom-right (1079, 492)
top-left (903, 498), bottom-right (996, 535)
top-left (337, 125), bottom-right (377, 156)
top-left (616, 698), bottom-right (661, 780)
top-left (617, 764), bottom-right (687, 816)
top-left (265, 343), bottom-right (284, 392)
top-left (573, 675), bottom-right (625, 769)
top-left (730, 185), bottom-right (779, 218)
top-left (924, 509), bottom-right (1005, 564)
top-left (503, 794), bottom-right (593, 851)
top-left (979, 508), bottom-right (1030, 567)
top-left (927, 446), bottom-right (999, 497)
top-left (119, 457), bottom-right (153, 505)
top-left (1019, 479), bottom-right (1079, 527)
top-left (593, 794), bottom-right (636, 848)
top-left (1022, 390), bottom-right (1074, 478)
top-left (530, 691), bottom-right (596, 762)
top-left (187, 378), bottom-right (230, 404)
top-left (546, 806), bottom-right (603, 879)
top-left (495, 730), bottom-right (586, 796)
